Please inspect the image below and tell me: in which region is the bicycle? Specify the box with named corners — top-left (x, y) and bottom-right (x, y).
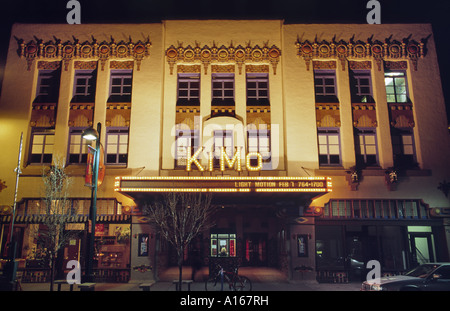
top-left (205, 264), bottom-right (252, 291)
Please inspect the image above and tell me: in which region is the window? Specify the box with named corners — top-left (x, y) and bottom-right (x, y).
top-left (72, 70), bottom-right (97, 102)
top-left (323, 199), bottom-right (429, 219)
top-left (317, 128), bottom-right (341, 166)
top-left (0, 226), bottom-right (24, 258)
top-left (109, 70), bottom-right (132, 102)
top-left (246, 73), bottom-right (269, 105)
top-left (385, 71), bottom-right (408, 103)
top-left (316, 226), bottom-right (344, 270)
top-left (177, 73), bottom-right (200, 105)
top-left (212, 73), bottom-right (234, 104)
top-left (175, 130), bottom-right (199, 167)
top-left (391, 128), bottom-right (417, 169)
top-left (435, 266), bottom-right (450, 280)
top-left (350, 70), bottom-right (374, 103)
top-left (247, 129), bottom-right (271, 168)
top-left (355, 128), bottom-right (379, 167)
top-left (210, 232), bottom-right (236, 257)
top-left (35, 69), bottom-right (61, 103)
top-left (213, 130), bottom-right (233, 168)
top-left (29, 128), bottom-right (54, 164)
top-left (314, 70), bottom-right (338, 103)
top-left (68, 127), bottom-right (90, 164)
top-left (105, 127), bottom-right (129, 165)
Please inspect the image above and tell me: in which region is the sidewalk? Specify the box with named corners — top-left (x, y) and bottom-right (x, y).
top-left (16, 267), bottom-right (362, 291)
top-left (18, 280), bottom-right (361, 291)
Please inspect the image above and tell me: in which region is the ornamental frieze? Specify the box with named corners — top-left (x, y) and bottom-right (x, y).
top-left (177, 65), bottom-right (201, 73)
top-left (389, 103), bottom-right (415, 128)
top-left (296, 36), bottom-right (426, 71)
top-left (316, 103), bottom-right (341, 127)
top-left (166, 43), bottom-right (281, 75)
top-left (16, 36), bottom-right (151, 71)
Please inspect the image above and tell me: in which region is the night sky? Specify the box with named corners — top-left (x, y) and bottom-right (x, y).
top-left (0, 0), bottom-right (449, 122)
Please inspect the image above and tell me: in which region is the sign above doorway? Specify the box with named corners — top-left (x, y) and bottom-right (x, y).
top-left (114, 176), bottom-right (332, 194)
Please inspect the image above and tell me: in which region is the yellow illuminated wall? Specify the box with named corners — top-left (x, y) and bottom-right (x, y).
top-left (0, 21), bottom-right (448, 214)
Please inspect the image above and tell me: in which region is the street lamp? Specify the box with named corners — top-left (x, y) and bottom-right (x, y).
top-left (82, 122), bottom-right (101, 283)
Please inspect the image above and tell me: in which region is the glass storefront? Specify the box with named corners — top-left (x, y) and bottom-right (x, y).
top-left (316, 226), bottom-right (344, 270)
top-left (0, 198), bottom-right (131, 283)
top-left (95, 223), bottom-right (131, 270)
top-left (316, 223), bottom-right (437, 281)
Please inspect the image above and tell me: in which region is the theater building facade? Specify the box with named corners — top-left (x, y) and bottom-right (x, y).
top-left (0, 20), bottom-right (449, 283)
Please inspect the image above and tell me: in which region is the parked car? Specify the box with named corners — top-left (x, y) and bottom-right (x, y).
top-left (361, 263), bottom-right (450, 291)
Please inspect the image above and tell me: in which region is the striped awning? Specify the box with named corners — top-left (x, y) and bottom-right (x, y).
top-left (0, 214), bottom-right (131, 224)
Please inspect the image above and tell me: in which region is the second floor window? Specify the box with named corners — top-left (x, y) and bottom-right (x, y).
top-left (109, 70), bottom-right (132, 102)
top-left (177, 73), bottom-right (200, 105)
top-left (248, 129), bottom-right (271, 167)
top-left (355, 128), bottom-right (378, 167)
top-left (175, 130), bottom-right (199, 168)
top-left (212, 74), bottom-right (234, 105)
top-left (391, 128), bottom-right (417, 169)
top-left (385, 71), bottom-right (408, 103)
top-left (317, 128), bottom-right (341, 166)
top-left (213, 130), bottom-right (233, 167)
top-left (29, 128), bottom-right (55, 165)
top-left (105, 127), bottom-right (129, 165)
top-left (68, 127), bottom-right (89, 164)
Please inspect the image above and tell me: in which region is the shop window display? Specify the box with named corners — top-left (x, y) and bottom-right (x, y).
top-left (210, 233), bottom-right (236, 257)
top-left (95, 224), bottom-right (131, 269)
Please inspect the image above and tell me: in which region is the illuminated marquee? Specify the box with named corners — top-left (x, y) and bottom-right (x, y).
top-left (115, 176), bottom-right (332, 193)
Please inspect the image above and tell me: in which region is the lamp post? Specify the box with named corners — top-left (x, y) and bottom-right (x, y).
top-left (82, 122), bottom-right (101, 283)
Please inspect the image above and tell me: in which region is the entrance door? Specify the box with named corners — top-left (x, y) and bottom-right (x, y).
top-left (63, 237), bottom-right (81, 272)
top-left (244, 233), bottom-right (267, 266)
top-left (410, 233), bottom-right (435, 266)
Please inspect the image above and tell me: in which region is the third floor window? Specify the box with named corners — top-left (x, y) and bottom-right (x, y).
top-left (384, 71), bottom-right (408, 103)
top-left (177, 73), bottom-right (200, 105)
top-left (35, 69), bottom-right (61, 103)
top-left (246, 73), bottom-right (269, 106)
top-left (109, 70), bottom-right (133, 102)
top-left (350, 70), bottom-right (374, 103)
top-left (212, 73), bottom-right (234, 105)
top-left (72, 70), bottom-right (97, 103)
top-left (314, 70), bottom-right (338, 103)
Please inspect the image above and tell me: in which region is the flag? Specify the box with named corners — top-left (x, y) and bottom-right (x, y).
top-left (85, 145), bottom-right (105, 187)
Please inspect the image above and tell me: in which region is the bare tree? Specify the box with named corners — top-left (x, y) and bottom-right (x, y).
top-left (144, 192), bottom-right (216, 291)
top-left (33, 159), bottom-right (79, 291)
